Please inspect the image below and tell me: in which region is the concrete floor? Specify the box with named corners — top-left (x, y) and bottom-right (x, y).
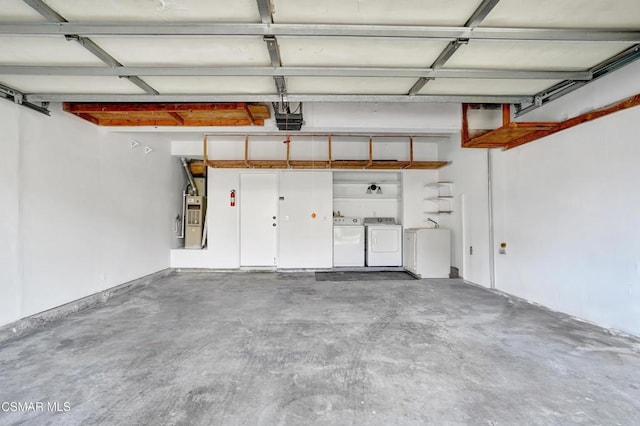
top-left (1, 272), bottom-right (639, 425)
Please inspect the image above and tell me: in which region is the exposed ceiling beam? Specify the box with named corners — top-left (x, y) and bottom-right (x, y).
top-left (21, 0), bottom-right (158, 95)
top-left (264, 36), bottom-right (282, 68)
top-left (1, 22), bottom-right (638, 42)
top-left (516, 44), bottom-right (640, 116)
top-left (0, 81), bottom-right (49, 115)
top-left (409, 0), bottom-right (499, 95)
top-left (0, 65), bottom-right (593, 80)
top-left (256, 0), bottom-right (273, 24)
top-left (464, 0), bottom-right (501, 28)
top-left (24, 93), bottom-right (532, 104)
top-left (257, 0), bottom-right (287, 101)
top-left (21, 0), bottom-right (65, 21)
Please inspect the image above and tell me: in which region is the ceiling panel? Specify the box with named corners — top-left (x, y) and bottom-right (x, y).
top-left (287, 77), bottom-right (414, 94)
top-left (0, 0), bottom-right (48, 22)
top-left (419, 79), bottom-right (561, 96)
top-left (272, 0), bottom-right (483, 25)
top-left (279, 38), bottom-right (449, 67)
top-left (91, 37), bottom-right (272, 67)
top-left (445, 41), bottom-right (634, 71)
top-left (0, 75), bottom-right (145, 93)
top-left (482, 0), bottom-right (640, 28)
top-left (141, 76), bottom-right (275, 94)
top-left (44, 0), bottom-right (261, 23)
top-left (0, 36), bottom-right (106, 65)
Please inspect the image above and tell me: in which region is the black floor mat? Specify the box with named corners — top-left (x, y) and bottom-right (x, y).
top-left (315, 271), bottom-right (416, 282)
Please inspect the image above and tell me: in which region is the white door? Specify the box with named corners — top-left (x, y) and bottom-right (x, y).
top-left (367, 225), bottom-right (403, 266)
top-left (370, 228), bottom-right (401, 252)
top-left (279, 171), bottom-right (333, 268)
top-left (240, 173), bottom-right (278, 266)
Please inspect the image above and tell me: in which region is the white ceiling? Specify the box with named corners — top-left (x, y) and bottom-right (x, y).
top-left (45, 0), bottom-right (262, 23)
top-left (0, 0), bottom-right (638, 105)
top-left (272, 0), bottom-right (482, 25)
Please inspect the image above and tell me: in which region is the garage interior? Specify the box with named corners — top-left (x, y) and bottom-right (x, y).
top-left (1, 0), bottom-right (640, 424)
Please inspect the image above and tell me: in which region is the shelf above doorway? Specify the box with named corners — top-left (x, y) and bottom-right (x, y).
top-left (199, 133), bottom-right (451, 170)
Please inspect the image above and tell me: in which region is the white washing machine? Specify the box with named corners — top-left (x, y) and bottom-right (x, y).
top-left (333, 216), bottom-right (365, 267)
top-left (364, 217), bottom-right (403, 267)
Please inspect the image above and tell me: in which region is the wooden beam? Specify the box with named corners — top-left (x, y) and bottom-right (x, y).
top-left (244, 135), bottom-right (251, 168)
top-left (63, 102), bottom-right (251, 113)
top-left (76, 112), bottom-right (100, 125)
top-left (405, 136), bottom-right (414, 169)
top-left (365, 137), bottom-right (373, 169)
top-left (502, 103), bottom-right (511, 126)
top-left (285, 137), bottom-right (291, 168)
top-left (505, 92), bottom-right (640, 150)
top-left (461, 103), bottom-right (470, 146)
top-left (168, 112), bottom-right (184, 125)
top-left (244, 103), bottom-right (255, 125)
top-left (205, 159), bottom-right (449, 170)
top-left (203, 134), bottom-right (208, 166)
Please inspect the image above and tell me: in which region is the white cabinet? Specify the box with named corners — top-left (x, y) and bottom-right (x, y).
top-left (404, 228), bottom-right (451, 278)
top-left (279, 171), bottom-right (333, 268)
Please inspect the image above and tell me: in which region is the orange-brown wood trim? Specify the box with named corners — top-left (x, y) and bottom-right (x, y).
top-left (505, 93), bottom-right (640, 150)
top-left (404, 136), bottom-right (414, 169)
top-left (285, 137), bottom-right (291, 168)
top-left (202, 134), bottom-right (451, 170)
top-left (461, 103), bottom-right (470, 144)
top-left (77, 113), bottom-right (100, 125)
top-left (244, 104), bottom-right (255, 125)
top-left (502, 104), bottom-right (511, 126)
top-left (244, 135), bottom-right (251, 168)
top-left (64, 102), bottom-right (247, 113)
top-left (365, 137), bottom-right (373, 169)
top-left (168, 112), bottom-right (184, 125)
top-left (203, 134), bottom-right (208, 166)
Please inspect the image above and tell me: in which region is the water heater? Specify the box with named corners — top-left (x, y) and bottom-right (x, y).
top-left (185, 195), bottom-right (205, 249)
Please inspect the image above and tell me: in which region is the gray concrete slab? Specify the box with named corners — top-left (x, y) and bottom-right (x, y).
top-left (0, 271), bottom-right (639, 425)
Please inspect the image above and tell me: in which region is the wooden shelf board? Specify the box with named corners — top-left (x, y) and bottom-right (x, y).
top-left (203, 159), bottom-right (448, 170)
top-left (334, 196), bottom-right (400, 200)
top-left (403, 161), bottom-right (450, 169)
top-left (63, 102), bottom-right (269, 127)
top-left (462, 93), bottom-right (640, 150)
top-left (463, 124), bottom-right (557, 148)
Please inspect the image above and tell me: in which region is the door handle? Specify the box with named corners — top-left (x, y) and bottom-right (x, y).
top-left (273, 216), bottom-right (276, 220)
top-left (272, 223), bottom-right (277, 227)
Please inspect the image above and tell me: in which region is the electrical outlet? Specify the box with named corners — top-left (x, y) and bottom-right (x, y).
top-left (499, 242), bottom-right (507, 255)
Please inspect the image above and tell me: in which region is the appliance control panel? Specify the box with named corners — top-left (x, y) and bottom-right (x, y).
top-left (363, 217), bottom-right (396, 225)
top-left (333, 216), bottom-right (362, 225)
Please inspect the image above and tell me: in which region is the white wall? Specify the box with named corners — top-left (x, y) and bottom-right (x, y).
top-left (0, 102), bottom-right (179, 326)
top-left (493, 106), bottom-right (640, 335)
top-left (438, 137), bottom-right (492, 287)
top-left (303, 102), bottom-right (460, 134)
top-left (441, 60), bottom-right (640, 335)
top-left (492, 61), bottom-right (640, 335)
top-left (402, 169), bottom-right (439, 229)
top-left (0, 101), bottom-right (21, 325)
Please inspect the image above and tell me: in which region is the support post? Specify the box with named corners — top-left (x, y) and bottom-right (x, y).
top-left (461, 104), bottom-right (470, 144)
